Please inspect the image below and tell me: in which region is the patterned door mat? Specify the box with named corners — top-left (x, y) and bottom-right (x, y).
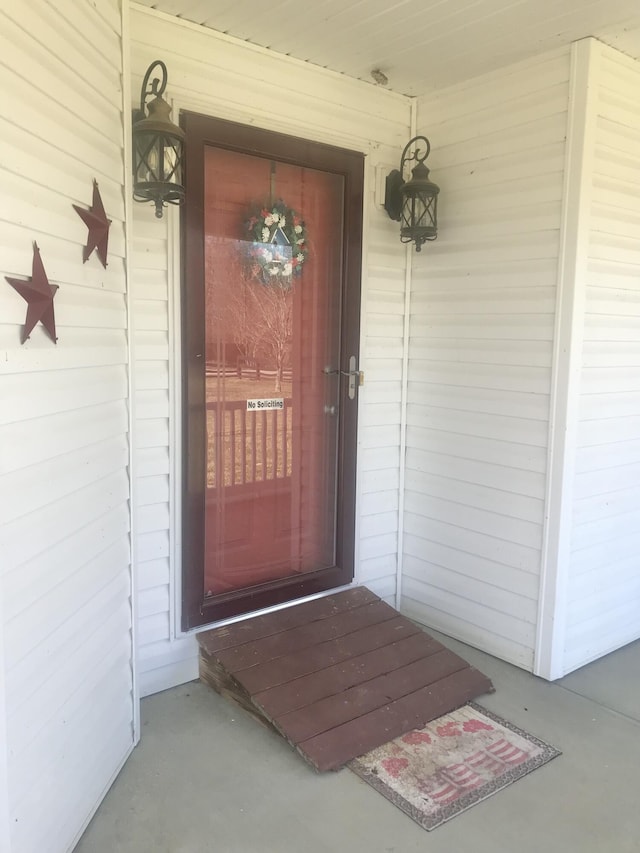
top-left (349, 703), bottom-right (561, 830)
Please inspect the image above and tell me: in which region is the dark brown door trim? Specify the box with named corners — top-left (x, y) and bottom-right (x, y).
top-left (180, 112), bottom-right (364, 630)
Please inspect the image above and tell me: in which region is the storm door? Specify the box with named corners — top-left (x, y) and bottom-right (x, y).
top-left (181, 113), bottom-right (364, 629)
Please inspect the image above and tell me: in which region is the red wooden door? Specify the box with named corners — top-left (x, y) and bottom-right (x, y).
top-left (181, 115), bottom-right (364, 628)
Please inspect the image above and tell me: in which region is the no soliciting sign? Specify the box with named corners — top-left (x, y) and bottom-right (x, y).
top-left (246, 398), bottom-right (284, 411)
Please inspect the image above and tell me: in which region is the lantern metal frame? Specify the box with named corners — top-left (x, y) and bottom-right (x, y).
top-left (384, 135), bottom-right (439, 252)
top-left (132, 60), bottom-right (186, 219)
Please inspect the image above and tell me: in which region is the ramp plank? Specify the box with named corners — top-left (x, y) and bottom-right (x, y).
top-left (254, 631), bottom-right (442, 718)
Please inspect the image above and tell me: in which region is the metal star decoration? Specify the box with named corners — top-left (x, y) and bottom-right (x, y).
top-left (5, 242), bottom-right (59, 344)
top-left (73, 179), bottom-right (111, 268)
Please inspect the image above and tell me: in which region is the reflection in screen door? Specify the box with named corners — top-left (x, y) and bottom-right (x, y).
top-left (203, 147), bottom-right (345, 597)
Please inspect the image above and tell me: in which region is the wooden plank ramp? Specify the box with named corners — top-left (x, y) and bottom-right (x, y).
top-left (198, 587), bottom-right (494, 771)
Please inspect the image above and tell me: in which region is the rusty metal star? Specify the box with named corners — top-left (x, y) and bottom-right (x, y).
top-left (5, 242), bottom-right (59, 344)
top-left (73, 178), bottom-right (111, 268)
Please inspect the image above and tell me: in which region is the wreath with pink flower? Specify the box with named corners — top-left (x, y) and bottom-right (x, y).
top-left (245, 201), bottom-right (308, 287)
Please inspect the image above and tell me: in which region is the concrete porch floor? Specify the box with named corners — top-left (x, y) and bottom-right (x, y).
top-left (76, 631), bottom-right (640, 853)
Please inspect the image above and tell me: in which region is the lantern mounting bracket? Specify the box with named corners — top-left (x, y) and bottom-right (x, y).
top-left (133, 60), bottom-right (168, 123)
top-left (384, 136), bottom-right (431, 221)
top-left (383, 169), bottom-right (404, 221)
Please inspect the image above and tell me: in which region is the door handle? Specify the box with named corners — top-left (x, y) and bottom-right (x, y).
top-left (345, 355), bottom-right (359, 400)
top-left (323, 357), bottom-right (362, 400)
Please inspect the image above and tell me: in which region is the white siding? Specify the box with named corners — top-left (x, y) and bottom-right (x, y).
top-left (130, 5), bottom-right (412, 694)
top-left (402, 49), bottom-right (571, 670)
top-left (564, 46), bottom-right (640, 673)
top-left (132, 206), bottom-right (199, 696)
top-left (0, 3), bottom-right (134, 852)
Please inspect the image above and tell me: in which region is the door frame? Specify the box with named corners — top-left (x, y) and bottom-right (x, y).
top-left (180, 111), bottom-right (364, 630)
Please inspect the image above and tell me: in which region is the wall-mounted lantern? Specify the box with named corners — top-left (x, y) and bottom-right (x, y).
top-left (384, 135), bottom-right (439, 252)
top-left (132, 60), bottom-right (185, 219)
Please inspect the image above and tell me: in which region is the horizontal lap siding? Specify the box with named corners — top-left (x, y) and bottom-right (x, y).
top-left (565, 48), bottom-right (640, 673)
top-left (0, 2), bottom-right (133, 853)
top-left (359, 212), bottom-right (406, 602)
top-left (403, 49), bottom-right (571, 670)
top-left (131, 7), bottom-right (411, 693)
top-left (131, 211), bottom-right (197, 697)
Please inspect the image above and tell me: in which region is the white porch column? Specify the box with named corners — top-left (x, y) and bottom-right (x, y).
top-left (535, 38), bottom-right (600, 679)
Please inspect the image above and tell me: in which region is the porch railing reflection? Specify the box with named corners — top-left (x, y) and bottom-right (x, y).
top-left (206, 399), bottom-right (293, 489)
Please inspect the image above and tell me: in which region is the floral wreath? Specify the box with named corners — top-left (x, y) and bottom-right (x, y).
top-left (245, 200), bottom-right (308, 286)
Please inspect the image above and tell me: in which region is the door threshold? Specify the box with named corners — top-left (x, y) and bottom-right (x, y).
top-left (187, 581), bottom-right (359, 637)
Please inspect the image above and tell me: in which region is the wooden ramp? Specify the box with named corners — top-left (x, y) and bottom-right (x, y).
top-left (198, 587), bottom-right (493, 771)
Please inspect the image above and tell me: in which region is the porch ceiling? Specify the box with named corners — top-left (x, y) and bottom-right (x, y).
top-left (135, 0), bottom-right (640, 95)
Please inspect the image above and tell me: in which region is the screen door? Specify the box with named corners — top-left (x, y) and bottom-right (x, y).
top-left (181, 114), bottom-right (364, 627)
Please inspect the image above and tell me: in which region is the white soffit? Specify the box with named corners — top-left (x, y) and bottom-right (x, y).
top-left (133, 0), bottom-right (640, 95)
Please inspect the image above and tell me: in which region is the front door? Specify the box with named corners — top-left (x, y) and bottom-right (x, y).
top-left (181, 113), bottom-right (364, 629)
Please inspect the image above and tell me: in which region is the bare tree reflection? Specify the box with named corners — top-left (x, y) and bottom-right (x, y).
top-left (224, 265), bottom-right (293, 393)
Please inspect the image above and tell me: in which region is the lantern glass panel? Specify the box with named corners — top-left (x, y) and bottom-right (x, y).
top-left (134, 131), bottom-right (160, 185)
top-left (400, 191), bottom-right (438, 245)
top-left (161, 137), bottom-right (182, 185)
top-left (134, 133), bottom-right (184, 205)
top-left (135, 134), bottom-right (183, 182)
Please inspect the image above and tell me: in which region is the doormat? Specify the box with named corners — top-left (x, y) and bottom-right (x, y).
top-left (348, 702), bottom-right (560, 831)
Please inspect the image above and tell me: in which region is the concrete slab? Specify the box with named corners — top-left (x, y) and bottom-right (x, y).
top-left (558, 639), bottom-right (640, 723)
top-left (75, 634), bottom-right (640, 853)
